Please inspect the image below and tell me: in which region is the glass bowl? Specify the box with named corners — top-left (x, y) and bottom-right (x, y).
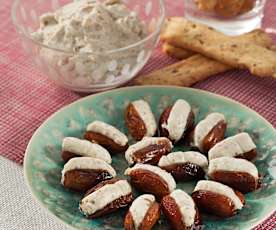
top-left (11, 0), bottom-right (165, 92)
top-left (184, 0), bottom-right (266, 35)
top-left (184, 0), bottom-right (266, 36)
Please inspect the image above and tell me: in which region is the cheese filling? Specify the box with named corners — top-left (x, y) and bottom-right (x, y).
top-left (129, 194), bottom-right (155, 229)
top-left (31, 0), bottom-right (147, 84)
top-left (208, 132), bottom-right (256, 160)
top-left (125, 163), bottom-right (176, 192)
top-left (62, 137), bottom-right (112, 163)
top-left (158, 151), bottom-right (208, 170)
top-left (80, 180), bottom-right (131, 215)
top-left (194, 113), bottom-right (225, 151)
top-left (194, 180), bottom-right (243, 210)
top-left (132, 100), bottom-right (157, 137)
top-left (208, 157), bottom-right (258, 179)
top-left (161, 99), bottom-right (192, 142)
top-left (170, 190), bottom-right (196, 227)
top-left (86, 120), bottom-right (128, 146)
top-left (61, 157), bottom-right (116, 184)
top-left (125, 137), bottom-right (172, 165)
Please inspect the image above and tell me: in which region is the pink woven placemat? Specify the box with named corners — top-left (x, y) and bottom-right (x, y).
top-left (0, 0), bottom-right (275, 228)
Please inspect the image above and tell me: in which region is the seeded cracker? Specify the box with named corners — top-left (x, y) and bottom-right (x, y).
top-left (161, 18), bottom-right (276, 78)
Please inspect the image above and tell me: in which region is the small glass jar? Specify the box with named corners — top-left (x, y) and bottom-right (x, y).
top-left (184, 0), bottom-right (266, 35)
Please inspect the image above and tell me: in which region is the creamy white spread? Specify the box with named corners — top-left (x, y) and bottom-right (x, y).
top-left (80, 180), bottom-right (131, 215)
top-left (131, 100), bottom-right (157, 137)
top-left (125, 163), bottom-right (176, 192)
top-left (194, 180), bottom-right (243, 210)
top-left (87, 120), bottom-right (128, 146)
top-left (170, 189), bottom-right (196, 227)
top-left (31, 0), bottom-right (147, 84)
top-left (125, 137), bottom-right (172, 165)
top-left (208, 157), bottom-right (258, 179)
top-left (194, 113), bottom-right (225, 152)
top-left (62, 137), bottom-right (112, 163)
top-left (161, 99), bottom-right (192, 142)
top-left (158, 151), bottom-right (208, 170)
top-left (129, 194), bottom-right (155, 229)
top-left (61, 157), bottom-right (116, 184)
top-left (208, 132), bottom-right (256, 160)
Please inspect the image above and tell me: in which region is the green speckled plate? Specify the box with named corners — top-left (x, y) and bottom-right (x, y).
top-left (24, 86), bottom-right (276, 230)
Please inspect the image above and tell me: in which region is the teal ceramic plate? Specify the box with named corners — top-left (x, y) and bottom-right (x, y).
top-left (24, 86), bottom-right (276, 230)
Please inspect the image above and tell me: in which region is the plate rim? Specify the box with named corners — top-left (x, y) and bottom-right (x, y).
top-left (23, 85), bottom-right (276, 230)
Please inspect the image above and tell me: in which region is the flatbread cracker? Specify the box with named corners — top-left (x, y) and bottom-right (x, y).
top-left (162, 42), bottom-right (195, 59)
top-left (162, 18), bottom-right (276, 78)
top-left (162, 29), bottom-right (271, 60)
top-left (131, 55), bottom-right (230, 86)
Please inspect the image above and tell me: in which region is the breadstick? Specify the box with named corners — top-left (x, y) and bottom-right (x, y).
top-left (162, 42), bottom-right (195, 59)
top-left (162, 17), bottom-right (276, 78)
top-left (131, 55), bottom-right (230, 86)
top-left (162, 29), bottom-right (272, 60)
top-left (132, 26), bottom-right (274, 86)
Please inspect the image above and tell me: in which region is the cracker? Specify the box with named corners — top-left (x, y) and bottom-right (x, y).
top-left (162, 42), bottom-right (195, 59)
top-left (162, 18), bottom-right (276, 78)
top-left (131, 55), bottom-right (230, 87)
top-left (162, 29), bottom-right (271, 60)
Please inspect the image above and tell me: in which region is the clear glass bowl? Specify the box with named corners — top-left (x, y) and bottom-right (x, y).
top-left (12, 0), bottom-right (165, 92)
top-left (184, 0), bottom-right (266, 35)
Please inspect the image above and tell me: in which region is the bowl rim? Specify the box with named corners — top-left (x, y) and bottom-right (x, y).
top-left (11, 0), bottom-right (165, 55)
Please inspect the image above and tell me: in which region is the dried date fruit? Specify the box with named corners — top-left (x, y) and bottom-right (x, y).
top-left (125, 137), bottom-right (172, 165)
top-left (208, 157), bottom-right (260, 193)
top-left (189, 113), bottom-right (226, 153)
top-left (61, 137), bottom-right (111, 163)
top-left (208, 132), bottom-right (257, 161)
top-left (124, 194), bottom-right (160, 230)
top-left (84, 120), bottom-right (128, 153)
top-left (125, 164), bottom-right (176, 199)
top-left (79, 179), bottom-right (133, 218)
top-left (159, 99), bottom-right (194, 143)
top-left (192, 180), bottom-right (245, 217)
top-left (61, 157), bottom-right (116, 192)
top-left (158, 151), bottom-right (208, 181)
top-left (161, 189), bottom-right (201, 230)
top-left (125, 100), bottom-right (157, 141)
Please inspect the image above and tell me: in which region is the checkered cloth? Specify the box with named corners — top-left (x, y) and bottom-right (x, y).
top-left (0, 0), bottom-right (275, 229)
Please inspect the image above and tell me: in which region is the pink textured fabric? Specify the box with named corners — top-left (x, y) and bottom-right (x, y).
top-left (0, 0), bottom-right (275, 228)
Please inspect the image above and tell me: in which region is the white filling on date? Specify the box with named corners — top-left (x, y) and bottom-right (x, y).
top-left (194, 180), bottom-right (243, 210)
top-left (125, 137), bottom-right (173, 165)
top-left (208, 157), bottom-right (258, 179)
top-left (86, 121), bottom-right (128, 146)
top-left (158, 151), bottom-right (208, 170)
top-left (208, 132), bottom-right (256, 160)
top-left (80, 180), bottom-right (132, 216)
top-left (125, 163), bottom-right (176, 192)
top-left (62, 137), bottom-right (112, 164)
top-left (194, 113), bottom-right (226, 151)
top-left (170, 189), bottom-right (196, 227)
top-left (161, 99), bottom-right (192, 142)
top-left (129, 194), bottom-right (155, 229)
top-left (132, 100), bottom-right (157, 137)
top-left (61, 157), bottom-right (116, 184)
